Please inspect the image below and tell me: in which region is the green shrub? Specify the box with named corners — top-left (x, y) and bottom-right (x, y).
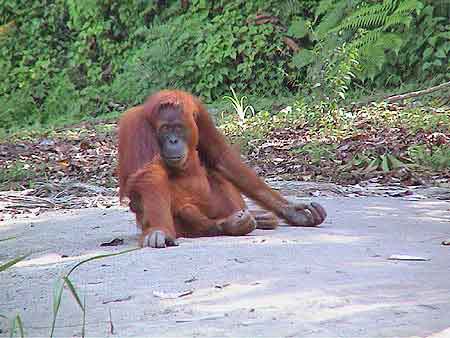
top-left (0, 0), bottom-right (153, 130)
top-left (113, 1), bottom-right (292, 101)
top-left (0, 0), bottom-right (448, 133)
top-left (407, 144), bottom-right (450, 170)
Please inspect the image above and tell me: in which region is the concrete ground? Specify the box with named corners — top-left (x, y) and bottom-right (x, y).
top-left (1, 196), bottom-right (450, 337)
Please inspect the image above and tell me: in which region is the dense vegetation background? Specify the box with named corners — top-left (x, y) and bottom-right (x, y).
top-left (0, 0), bottom-right (448, 134)
top-left (0, 2), bottom-right (448, 331)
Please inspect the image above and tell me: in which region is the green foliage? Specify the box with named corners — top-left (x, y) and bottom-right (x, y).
top-left (344, 152), bottom-right (406, 173)
top-left (407, 144), bottom-right (450, 170)
top-left (0, 0), bottom-right (448, 132)
top-left (320, 0), bottom-right (422, 80)
top-left (220, 110), bottom-right (274, 152)
top-left (220, 92), bottom-right (295, 153)
top-left (292, 42), bottom-right (360, 127)
top-left (292, 49), bottom-right (315, 69)
top-left (397, 106), bottom-right (450, 132)
top-left (291, 142), bottom-right (337, 164)
top-left (114, 1), bottom-right (290, 101)
top-left (318, 44), bottom-right (360, 103)
top-left (0, 0), bottom-right (153, 131)
top-left (393, 4), bottom-right (450, 85)
top-left (289, 17), bottom-right (310, 38)
top-left (0, 161), bottom-right (37, 189)
top-left (316, 0), bottom-right (449, 84)
top-left (110, 20), bottom-right (185, 105)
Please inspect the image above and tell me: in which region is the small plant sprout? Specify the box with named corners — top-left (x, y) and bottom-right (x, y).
top-left (223, 87), bottom-right (255, 124)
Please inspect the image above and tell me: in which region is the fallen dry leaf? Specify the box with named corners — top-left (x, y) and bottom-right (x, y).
top-left (100, 238), bottom-right (124, 247)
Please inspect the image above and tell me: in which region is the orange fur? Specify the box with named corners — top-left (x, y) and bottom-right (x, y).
top-left (118, 90), bottom-right (326, 246)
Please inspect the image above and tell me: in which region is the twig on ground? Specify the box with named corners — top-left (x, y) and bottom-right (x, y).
top-left (384, 81), bottom-right (450, 103)
top-left (353, 81), bottom-right (450, 107)
top-left (1, 181), bottom-right (119, 216)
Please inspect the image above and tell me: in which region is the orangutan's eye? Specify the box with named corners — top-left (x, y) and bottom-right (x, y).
top-left (159, 125), bottom-right (169, 133)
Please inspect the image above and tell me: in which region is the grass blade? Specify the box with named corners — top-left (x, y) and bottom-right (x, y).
top-left (66, 248), bottom-right (139, 277)
top-left (0, 254), bottom-right (30, 272)
top-left (9, 316), bottom-right (16, 338)
top-left (0, 236), bottom-right (17, 242)
top-left (15, 315), bottom-right (24, 338)
top-left (81, 295), bottom-right (86, 338)
top-left (48, 247), bottom-right (138, 337)
top-left (63, 276), bottom-right (84, 312)
top-left (50, 280), bottom-right (64, 338)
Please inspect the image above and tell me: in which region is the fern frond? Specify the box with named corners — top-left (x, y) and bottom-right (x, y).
top-left (336, 13), bottom-right (388, 31)
top-left (359, 32), bottom-right (403, 55)
top-left (316, 0), bottom-right (348, 39)
top-left (359, 45), bottom-right (386, 80)
top-left (350, 4), bottom-right (383, 18)
top-left (350, 29), bottom-right (383, 49)
top-left (384, 14), bottom-right (412, 29)
top-left (315, 0), bottom-right (336, 20)
top-left (281, 0), bottom-right (304, 18)
top-left (323, 0), bottom-right (422, 82)
top-left (333, 0), bottom-right (419, 33)
top-left (393, 0), bottom-right (421, 14)
top-left (383, 0), bottom-right (399, 13)
top-left (343, 1), bottom-right (392, 20)
top-left (376, 33), bottom-right (403, 52)
top-left (360, 45), bottom-right (385, 65)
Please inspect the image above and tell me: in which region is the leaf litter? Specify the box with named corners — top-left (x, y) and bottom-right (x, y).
top-left (1, 103), bottom-right (449, 219)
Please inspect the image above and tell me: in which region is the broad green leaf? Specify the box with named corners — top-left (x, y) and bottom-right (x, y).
top-left (435, 48), bottom-right (447, 59)
top-left (316, 1), bottom-right (347, 38)
top-left (315, 0), bottom-right (334, 20)
top-left (429, 36), bottom-right (438, 47)
top-left (423, 47), bottom-right (434, 60)
top-left (288, 18), bottom-right (309, 38)
top-left (292, 49), bottom-right (315, 69)
top-left (438, 32), bottom-right (450, 40)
